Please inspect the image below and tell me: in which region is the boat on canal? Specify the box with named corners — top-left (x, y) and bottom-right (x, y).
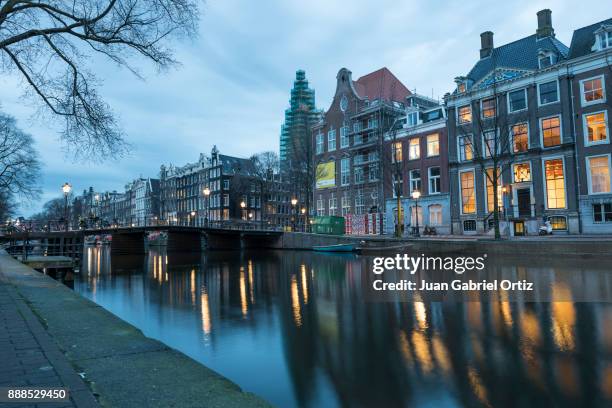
top-left (312, 243), bottom-right (357, 252)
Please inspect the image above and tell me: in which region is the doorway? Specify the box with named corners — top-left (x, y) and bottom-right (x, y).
top-left (517, 188), bottom-right (531, 217)
top-left (514, 220), bottom-right (525, 236)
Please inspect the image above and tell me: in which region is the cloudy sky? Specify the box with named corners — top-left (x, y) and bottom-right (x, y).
top-left (2, 0), bottom-right (611, 216)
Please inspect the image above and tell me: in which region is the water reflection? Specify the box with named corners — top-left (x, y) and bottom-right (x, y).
top-left (77, 247), bottom-right (612, 408)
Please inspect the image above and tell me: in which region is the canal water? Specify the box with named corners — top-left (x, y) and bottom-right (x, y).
top-left (75, 246), bottom-right (612, 408)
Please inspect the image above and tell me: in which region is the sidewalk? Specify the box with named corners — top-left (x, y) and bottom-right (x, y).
top-left (0, 275), bottom-right (99, 408)
top-left (0, 250), bottom-right (271, 408)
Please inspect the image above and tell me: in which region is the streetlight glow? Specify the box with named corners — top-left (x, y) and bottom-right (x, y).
top-left (203, 187), bottom-right (210, 196)
top-left (240, 201), bottom-right (246, 208)
top-left (411, 190), bottom-right (421, 200)
top-left (62, 182), bottom-right (72, 195)
top-left (291, 198), bottom-right (298, 206)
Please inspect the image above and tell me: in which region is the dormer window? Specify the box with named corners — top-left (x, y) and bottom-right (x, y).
top-left (455, 76), bottom-right (468, 93)
top-left (593, 25), bottom-right (612, 51)
top-left (539, 55), bottom-right (552, 68)
top-left (407, 111), bottom-right (419, 127)
top-left (538, 50), bottom-right (555, 69)
top-left (599, 31), bottom-right (612, 49)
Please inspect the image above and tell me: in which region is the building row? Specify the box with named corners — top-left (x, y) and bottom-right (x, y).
top-left (309, 10), bottom-right (612, 235)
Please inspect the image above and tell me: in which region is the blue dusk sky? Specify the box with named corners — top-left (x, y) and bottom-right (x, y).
top-left (1, 0), bottom-right (611, 216)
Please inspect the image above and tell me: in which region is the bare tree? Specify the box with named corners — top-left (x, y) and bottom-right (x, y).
top-left (0, 112), bottom-right (41, 200)
top-left (455, 69), bottom-right (532, 239)
top-left (250, 151), bottom-right (279, 228)
top-left (0, 0), bottom-right (199, 159)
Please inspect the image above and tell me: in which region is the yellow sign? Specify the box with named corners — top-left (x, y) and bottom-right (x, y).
top-left (316, 162), bottom-right (336, 189)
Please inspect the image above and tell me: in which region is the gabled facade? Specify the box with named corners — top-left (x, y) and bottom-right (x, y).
top-left (446, 9), bottom-right (580, 236)
top-left (568, 18), bottom-right (612, 233)
top-left (312, 67), bottom-right (409, 226)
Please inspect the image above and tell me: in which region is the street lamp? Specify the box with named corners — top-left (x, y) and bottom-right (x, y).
top-left (62, 182), bottom-right (72, 231)
top-left (240, 200), bottom-right (246, 221)
top-left (291, 198), bottom-right (298, 232)
top-left (190, 210), bottom-right (196, 227)
top-left (203, 187), bottom-right (211, 227)
top-left (300, 207), bottom-right (306, 232)
top-left (411, 190), bottom-right (421, 238)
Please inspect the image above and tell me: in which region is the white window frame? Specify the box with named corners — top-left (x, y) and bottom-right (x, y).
top-left (507, 88), bottom-right (528, 113)
top-left (340, 157), bottom-right (351, 186)
top-left (512, 161), bottom-right (532, 183)
top-left (409, 169), bottom-right (421, 193)
top-left (537, 79), bottom-right (560, 107)
top-left (586, 154), bottom-right (612, 195)
top-left (327, 128), bottom-right (336, 151)
top-left (316, 132), bottom-right (324, 154)
top-left (458, 168), bottom-right (476, 215)
top-left (580, 75), bottom-right (606, 107)
top-left (408, 138), bottom-right (420, 160)
top-left (428, 167), bottom-right (441, 195)
top-left (428, 204), bottom-right (443, 226)
top-left (541, 155), bottom-right (568, 210)
top-left (426, 134), bottom-right (440, 157)
top-left (582, 110), bottom-right (609, 147)
top-left (456, 104), bottom-right (472, 124)
top-left (539, 115), bottom-right (563, 149)
top-left (340, 126), bottom-right (350, 148)
top-left (538, 54), bottom-right (553, 69)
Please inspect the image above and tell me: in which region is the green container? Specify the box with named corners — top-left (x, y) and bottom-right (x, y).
top-left (312, 216), bottom-right (345, 235)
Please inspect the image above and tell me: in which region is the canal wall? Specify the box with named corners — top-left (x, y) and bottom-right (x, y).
top-left (0, 250), bottom-right (272, 408)
top-left (279, 232), bottom-right (612, 257)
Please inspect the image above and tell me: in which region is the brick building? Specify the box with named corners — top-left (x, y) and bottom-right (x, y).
top-left (312, 67), bottom-right (409, 231)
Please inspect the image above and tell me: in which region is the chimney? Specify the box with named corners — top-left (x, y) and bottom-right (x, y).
top-left (536, 9), bottom-right (554, 38)
top-left (480, 31), bottom-right (494, 59)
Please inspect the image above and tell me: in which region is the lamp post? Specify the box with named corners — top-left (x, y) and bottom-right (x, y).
top-left (240, 200), bottom-right (246, 221)
top-left (190, 211), bottom-right (196, 227)
top-left (411, 190), bottom-right (421, 238)
top-left (291, 198), bottom-right (298, 232)
top-left (62, 183), bottom-right (72, 231)
top-left (300, 207), bottom-right (306, 232)
top-left (203, 187), bottom-right (211, 227)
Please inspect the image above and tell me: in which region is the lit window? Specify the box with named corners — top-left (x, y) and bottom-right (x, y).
top-left (392, 142), bottom-right (403, 163)
top-left (328, 129), bottom-right (336, 151)
top-left (410, 205), bottom-right (423, 226)
top-left (429, 167), bottom-right (441, 194)
top-left (459, 135), bottom-right (473, 161)
top-left (581, 77), bottom-right (605, 105)
top-left (513, 163), bottom-right (531, 183)
top-left (584, 112), bottom-right (608, 144)
top-left (429, 204), bottom-right (442, 226)
top-left (588, 156), bottom-right (611, 194)
top-left (549, 216), bottom-right (567, 231)
top-left (485, 168), bottom-right (503, 213)
top-left (409, 138), bottom-right (420, 160)
top-left (409, 169), bottom-right (421, 193)
top-left (481, 98), bottom-right (496, 118)
top-left (593, 203), bottom-right (612, 223)
top-left (427, 134), bottom-right (440, 157)
top-left (512, 123), bottom-right (529, 153)
top-left (539, 81), bottom-right (558, 105)
top-left (458, 105), bottom-right (472, 124)
top-left (508, 89), bottom-right (527, 112)
top-left (460, 171), bottom-right (476, 214)
top-left (541, 116), bottom-right (561, 147)
top-left (544, 159), bottom-right (565, 209)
